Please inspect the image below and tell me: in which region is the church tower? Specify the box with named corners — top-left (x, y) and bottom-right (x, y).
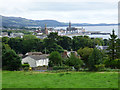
top-left (45, 24), bottom-right (48, 35)
top-left (69, 21), bottom-right (71, 31)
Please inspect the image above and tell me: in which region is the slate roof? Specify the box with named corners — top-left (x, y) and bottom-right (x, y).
top-left (26, 52), bottom-right (43, 55)
top-left (29, 54), bottom-right (49, 60)
top-left (96, 46), bottom-right (108, 50)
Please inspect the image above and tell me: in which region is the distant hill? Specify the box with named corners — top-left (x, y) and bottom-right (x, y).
top-left (1, 15), bottom-right (64, 27)
top-left (1, 15), bottom-right (118, 28)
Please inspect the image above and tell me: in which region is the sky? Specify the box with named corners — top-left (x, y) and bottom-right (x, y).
top-left (0, 0), bottom-right (119, 24)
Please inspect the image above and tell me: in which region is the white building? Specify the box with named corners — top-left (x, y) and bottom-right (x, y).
top-left (22, 54), bottom-right (49, 67)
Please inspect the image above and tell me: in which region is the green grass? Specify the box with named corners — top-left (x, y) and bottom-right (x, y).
top-left (0, 70), bottom-right (2, 89)
top-left (2, 71), bottom-right (119, 88)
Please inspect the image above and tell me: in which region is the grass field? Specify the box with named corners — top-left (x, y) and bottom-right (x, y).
top-left (2, 71), bottom-right (119, 88)
top-left (0, 70), bottom-right (2, 89)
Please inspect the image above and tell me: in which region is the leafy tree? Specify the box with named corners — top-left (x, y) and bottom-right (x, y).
top-left (2, 49), bottom-right (21, 71)
top-left (48, 51), bottom-right (62, 66)
top-left (72, 36), bottom-right (93, 51)
top-left (8, 36), bottom-right (44, 54)
top-left (47, 32), bottom-right (58, 43)
top-left (8, 37), bottom-right (23, 54)
top-left (88, 48), bottom-right (103, 71)
top-left (103, 39), bottom-right (109, 46)
top-left (66, 53), bottom-right (83, 71)
top-left (2, 37), bottom-right (10, 44)
top-left (94, 38), bottom-right (104, 46)
top-left (23, 35), bottom-right (37, 40)
top-left (22, 38), bottom-right (43, 54)
top-left (77, 47), bottom-right (93, 68)
top-left (107, 29), bottom-right (117, 61)
top-left (43, 38), bottom-right (64, 53)
top-left (57, 36), bottom-right (72, 51)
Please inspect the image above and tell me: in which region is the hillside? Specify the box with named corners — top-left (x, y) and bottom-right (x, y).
top-left (1, 15), bottom-right (117, 28)
top-left (1, 15), bottom-right (64, 27)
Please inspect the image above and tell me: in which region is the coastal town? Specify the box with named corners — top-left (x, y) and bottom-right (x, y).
top-left (1, 22), bottom-right (111, 39)
top-left (1, 0), bottom-right (120, 89)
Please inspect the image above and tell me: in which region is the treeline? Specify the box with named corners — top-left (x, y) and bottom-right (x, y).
top-left (2, 32), bottom-right (105, 54)
top-left (2, 30), bottom-right (33, 36)
top-left (2, 30), bottom-right (120, 71)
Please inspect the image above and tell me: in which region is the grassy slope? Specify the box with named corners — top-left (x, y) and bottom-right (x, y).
top-left (0, 70), bottom-right (2, 89)
top-left (2, 71), bottom-right (118, 88)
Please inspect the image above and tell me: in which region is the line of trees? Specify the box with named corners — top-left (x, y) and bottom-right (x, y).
top-left (2, 30), bottom-right (120, 71)
top-left (2, 32), bottom-right (105, 55)
top-left (48, 30), bottom-right (120, 71)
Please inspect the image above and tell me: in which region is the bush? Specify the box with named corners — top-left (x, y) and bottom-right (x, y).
top-left (2, 49), bottom-right (21, 71)
top-left (77, 47), bottom-right (93, 68)
top-left (22, 64), bottom-right (30, 71)
top-left (49, 51), bottom-right (62, 66)
top-left (22, 64), bottom-right (30, 68)
top-left (104, 59), bottom-right (120, 69)
top-left (53, 66), bottom-right (71, 70)
top-left (66, 53), bottom-right (83, 71)
top-left (103, 68), bottom-right (120, 72)
top-left (88, 48), bottom-right (103, 71)
top-left (95, 64), bottom-right (105, 71)
top-left (23, 67), bottom-right (29, 71)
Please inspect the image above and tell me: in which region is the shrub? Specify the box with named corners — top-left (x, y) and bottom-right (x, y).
top-left (104, 59), bottom-right (120, 69)
top-left (66, 53), bottom-right (83, 71)
top-left (88, 48), bottom-right (103, 71)
top-left (22, 64), bottom-right (30, 71)
top-left (22, 64), bottom-right (30, 68)
top-left (2, 49), bottom-right (21, 71)
top-left (23, 67), bottom-right (29, 71)
top-left (77, 47), bottom-right (93, 68)
top-left (49, 51), bottom-right (62, 66)
top-left (95, 64), bottom-right (105, 71)
top-left (53, 66), bottom-right (71, 70)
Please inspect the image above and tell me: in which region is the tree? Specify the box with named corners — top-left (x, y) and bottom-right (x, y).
top-left (2, 37), bottom-right (10, 44)
top-left (103, 39), bottom-right (109, 46)
top-left (88, 48), bottom-right (103, 71)
top-left (66, 53), bottom-right (83, 71)
top-left (2, 49), bottom-right (21, 71)
top-left (23, 35), bottom-right (37, 40)
top-left (43, 38), bottom-right (64, 53)
top-left (48, 51), bottom-right (62, 66)
top-left (57, 36), bottom-right (72, 51)
top-left (8, 37), bottom-right (23, 54)
top-left (107, 29), bottom-right (117, 61)
top-left (8, 36), bottom-right (44, 54)
top-left (116, 38), bottom-right (120, 59)
top-left (47, 32), bottom-right (58, 43)
top-left (77, 47), bottom-right (93, 68)
top-left (72, 36), bottom-right (94, 51)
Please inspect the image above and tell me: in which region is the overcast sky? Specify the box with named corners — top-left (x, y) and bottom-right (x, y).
top-left (0, 0), bottom-right (119, 24)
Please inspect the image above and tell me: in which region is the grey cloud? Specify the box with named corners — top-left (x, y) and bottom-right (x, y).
top-left (27, 2), bottom-right (117, 11)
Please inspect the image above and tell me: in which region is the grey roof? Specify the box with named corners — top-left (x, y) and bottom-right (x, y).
top-left (29, 54), bottom-right (49, 60)
top-left (26, 52), bottom-right (43, 55)
top-left (97, 46), bottom-right (108, 50)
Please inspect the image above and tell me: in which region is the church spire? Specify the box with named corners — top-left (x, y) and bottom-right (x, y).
top-left (69, 21), bottom-right (71, 31)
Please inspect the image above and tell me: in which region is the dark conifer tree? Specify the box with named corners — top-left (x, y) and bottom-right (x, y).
top-left (107, 29), bottom-right (117, 60)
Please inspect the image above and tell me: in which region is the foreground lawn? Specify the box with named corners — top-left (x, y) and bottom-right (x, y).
top-left (2, 71), bottom-right (118, 88)
top-left (0, 70), bottom-right (2, 89)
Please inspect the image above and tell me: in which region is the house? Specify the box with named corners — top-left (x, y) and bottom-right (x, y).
top-left (10, 33), bottom-right (24, 38)
top-left (22, 54), bottom-right (49, 68)
top-left (25, 52), bottom-right (43, 56)
top-left (96, 45), bottom-right (108, 50)
top-left (62, 50), bottom-right (80, 58)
